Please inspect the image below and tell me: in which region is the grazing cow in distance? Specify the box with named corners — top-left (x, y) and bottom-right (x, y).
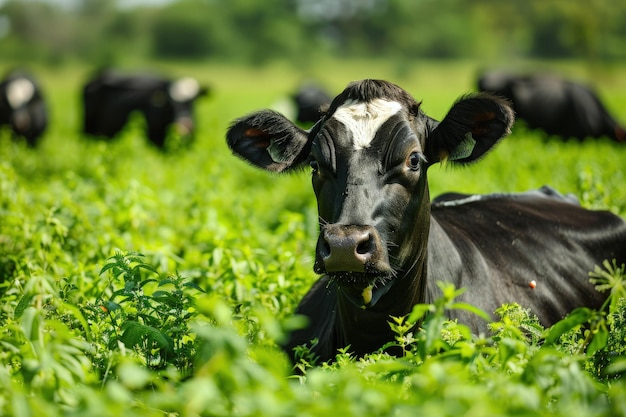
top-left (0, 70), bottom-right (48, 146)
top-left (292, 82), bottom-right (331, 126)
top-left (227, 79), bottom-right (626, 363)
top-left (82, 70), bottom-right (209, 149)
top-left (477, 71), bottom-right (626, 142)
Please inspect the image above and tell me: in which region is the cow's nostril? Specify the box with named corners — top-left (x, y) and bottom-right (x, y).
top-left (356, 234), bottom-right (374, 255)
top-left (320, 238), bottom-right (331, 258)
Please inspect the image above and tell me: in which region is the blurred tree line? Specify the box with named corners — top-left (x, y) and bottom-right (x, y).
top-left (1, 0), bottom-right (625, 67)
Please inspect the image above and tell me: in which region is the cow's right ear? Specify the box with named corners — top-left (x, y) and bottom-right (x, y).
top-left (226, 110), bottom-right (312, 173)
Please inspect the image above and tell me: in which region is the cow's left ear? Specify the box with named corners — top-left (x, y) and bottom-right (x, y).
top-left (426, 93), bottom-right (514, 165)
top-left (226, 110), bottom-right (312, 173)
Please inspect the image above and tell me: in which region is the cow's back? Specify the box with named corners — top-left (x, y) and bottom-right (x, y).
top-left (82, 72), bottom-right (166, 137)
top-left (428, 190), bottom-right (626, 331)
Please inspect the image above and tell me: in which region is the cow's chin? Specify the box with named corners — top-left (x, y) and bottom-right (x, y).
top-left (329, 272), bottom-right (394, 309)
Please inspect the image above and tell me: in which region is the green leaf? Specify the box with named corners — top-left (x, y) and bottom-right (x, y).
top-left (183, 281), bottom-right (205, 293)
top-left (104, 300), bottom-right (122, 311)
top-left (20, 307), bottom-right (40, 341)
top-left (151, 290), bottom-right (170, 299)
top-left (158, 278), bottom-right (175, 287)
top-left (14, 293), bottom-right (34, 319)
top-left (60, 302), bottom-right (92, 342)
top-left (407, 303), bottom-right (432, 324)
top-left (120, 321), bottom-right (174, 353)
top-left (134, 263), bottom-right (159, 275)
top-left (125, 252), bottom-right (146, 263)
top-left (605, 358), bottom-right (626, 376)
top-left (450, 302), bottom-right (491, 321)
top-left (138, 278), bottom-right (158, 288)
top-left (422, 314), bottom-right (446, 356)
top-left (544, 308), bottom-right (592, 346)
top-left (99, 262), bottom-right (119, 276)
top-left (587, 326), bottom-right (609, 356)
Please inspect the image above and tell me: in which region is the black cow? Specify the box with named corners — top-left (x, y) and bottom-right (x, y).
top-left (477, 71), bottom-right (626, 142)
top-left (82, 70), bottom-right (209, 149)
top-left (292, 82), bottom-right (331, 125)
top-left (0, 70), bottom-right (48, 146)
top-left (227, 79), bottom-right (626, 363)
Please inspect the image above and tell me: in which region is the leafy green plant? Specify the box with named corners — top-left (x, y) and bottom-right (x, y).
top-left (92, 251), bottom-right (203, 374)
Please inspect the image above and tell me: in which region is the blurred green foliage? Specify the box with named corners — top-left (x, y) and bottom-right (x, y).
top-left (1, 0), bottom-right (626, 67)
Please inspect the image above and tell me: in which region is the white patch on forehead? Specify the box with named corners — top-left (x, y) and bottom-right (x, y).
top-left (6, 78), bottom-right (35, 109)
top-left (169, 77), bottom-right (200, 102)
top-left (333, 98), bottom-right (403, 149)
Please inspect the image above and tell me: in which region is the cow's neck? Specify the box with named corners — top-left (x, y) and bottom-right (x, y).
top-left (335, 257), bottom-right (427, 356)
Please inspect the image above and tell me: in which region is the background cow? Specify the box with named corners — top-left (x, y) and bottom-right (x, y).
top-left (0, 70), bottom-right (48, 146)
top-left (227, 79), bottom-right (626, 363)
top-left (82, 69), bottom-right (209, 149)
top-left (292, 81), bottom-right (331, 126)
top-left (477, 71), bottom-right (626, 142)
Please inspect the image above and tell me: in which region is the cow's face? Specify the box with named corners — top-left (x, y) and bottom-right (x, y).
top-left (143, 77), bottom-right (209, 147)
top-left (227, 79), bottom-right (513, 308)
top-left (2, 76), bottom-right (37, 133)
top-left (307, 98), bottom-right (432, 307)
top-left (167, 77), bottom-right (209, 136)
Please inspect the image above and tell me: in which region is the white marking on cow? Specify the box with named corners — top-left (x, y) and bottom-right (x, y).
top-left (434, 194), bottom-right (485, 207)
top-left (6, 78), bottom-right (35, 109)
top-left (169, 77), bottom-right (200, 102)
top-left (333, 98), bottom-right (403, 149)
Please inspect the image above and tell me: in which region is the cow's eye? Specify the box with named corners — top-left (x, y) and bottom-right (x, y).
top-left (310, 159), bottom-right (319, 174)
top-left (407, 152), bottom-right (422, 171)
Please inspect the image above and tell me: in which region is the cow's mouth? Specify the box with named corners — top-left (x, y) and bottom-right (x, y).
top-left (314, 223), bottom-right (396, 307)
top-left (328, 271), bottom-right (394, 309)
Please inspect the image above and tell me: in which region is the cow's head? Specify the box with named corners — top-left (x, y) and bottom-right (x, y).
top-left (145, 77), bottom-right (210, 148)
top-left (227, 79), bottom-right (513, 309)
top-left (3, 76), bottom-right (36, 131)
top-left (167, 77), bottom-right (210, 136)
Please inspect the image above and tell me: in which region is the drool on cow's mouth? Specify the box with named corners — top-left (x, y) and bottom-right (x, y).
top-left (327, 271), bottom-right (395, 309)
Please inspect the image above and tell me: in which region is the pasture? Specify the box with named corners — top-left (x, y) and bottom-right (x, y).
top-left (1, 59), bottom-right (626, 416)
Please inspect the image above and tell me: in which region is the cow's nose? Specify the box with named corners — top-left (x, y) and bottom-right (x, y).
top-left (317, 225), bottom-right (382, 273)
top-left (175, 117), bottom-right (194, 135)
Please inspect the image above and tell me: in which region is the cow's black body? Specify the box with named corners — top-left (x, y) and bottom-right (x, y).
top-left (226, 79), bottom-right (626, 363)
top-left (477, 71), bottom-right (626, 142)
top-left (82, 70), bottom-right (208, 149)
top-left (0, 70), bottom-right (48, 146)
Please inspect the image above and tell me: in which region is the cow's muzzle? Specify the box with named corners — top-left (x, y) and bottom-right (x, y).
top-left (314, 224), bottom-right (393, 308)
top-left (317, 224), bottom-right (384, 273)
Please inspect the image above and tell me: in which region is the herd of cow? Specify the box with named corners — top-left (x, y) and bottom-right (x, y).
top-left (0, 68), bottom-right (210, 149)
top-left (3, 68), bottom-right (624, 150)
top-left (0, 68), bottom-right (334, 149)
top-left (3, 67), bottom-right (626, 365)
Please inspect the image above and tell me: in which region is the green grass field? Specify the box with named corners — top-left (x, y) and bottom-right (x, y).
top-left (1, 60), bottom-right (626, 416)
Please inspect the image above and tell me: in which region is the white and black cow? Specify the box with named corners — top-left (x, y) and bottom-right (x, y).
top-left (82, 70), bottom-right (209, 149)
top-left (478, 71), bottom-right (626, 142)
top-left (227, 79), bottom-right (626, 363)
top-left (0, 70), bottom-right (48, 146)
